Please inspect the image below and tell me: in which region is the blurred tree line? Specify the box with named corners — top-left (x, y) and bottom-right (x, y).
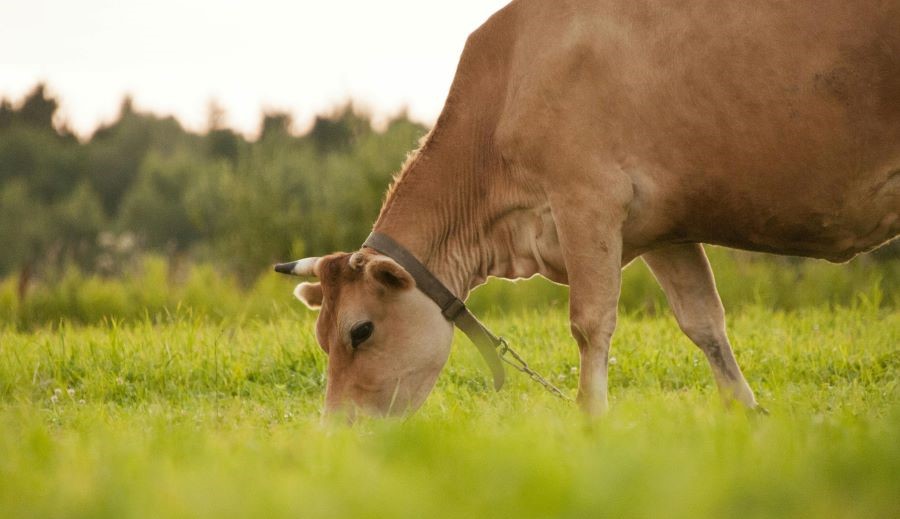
top-left (0, 84), bottom-right (427, 299)
top-left (1, 84), bottom-right (897, 312)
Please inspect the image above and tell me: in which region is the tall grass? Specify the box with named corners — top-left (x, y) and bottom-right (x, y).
top-left (1, 247), bottom-right (896, 328)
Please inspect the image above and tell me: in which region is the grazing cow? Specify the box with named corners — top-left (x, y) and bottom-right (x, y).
top-left (278, 0), bottom-right (900, 417)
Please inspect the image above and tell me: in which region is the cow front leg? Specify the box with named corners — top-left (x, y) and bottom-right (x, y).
top-left (642, 244), bottom-right (758, 409)
top-left (548, 185), bottom-right (630, 416)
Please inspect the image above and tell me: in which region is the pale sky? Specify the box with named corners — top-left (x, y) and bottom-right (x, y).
top-left (0, 0), bottom-right (510, 138)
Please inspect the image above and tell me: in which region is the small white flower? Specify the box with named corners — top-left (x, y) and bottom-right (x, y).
top-left (54, 388), bottom-right (62, 396)
top-left (609, 357), bottom-right (617, 365)
top-left (50, 394), bottom-right (58, 403)
top-left (78, 399), bottom-right (86, 405)
top-left (67, 388), bottom-right (75, 397)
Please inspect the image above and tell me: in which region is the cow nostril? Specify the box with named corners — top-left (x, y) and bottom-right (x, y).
top-left (350, 321), bottom-right (374, 348)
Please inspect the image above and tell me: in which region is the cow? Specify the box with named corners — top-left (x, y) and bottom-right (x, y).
top-left (278, 0), bottom-right (900, 418)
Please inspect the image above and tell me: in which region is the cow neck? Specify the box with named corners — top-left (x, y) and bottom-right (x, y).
top-left (372, 127), bottom-right (553, 300)
top-left (372, 130), bottom-right (497, 300)
top-left (372, 19), bottom-right (532, 301)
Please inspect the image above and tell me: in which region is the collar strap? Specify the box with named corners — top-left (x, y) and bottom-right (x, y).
top-left (363, 232), bottom-right (506, 390)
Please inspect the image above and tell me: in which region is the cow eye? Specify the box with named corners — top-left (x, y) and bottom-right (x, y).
top-left (350, 321), bottom-right (374, 348)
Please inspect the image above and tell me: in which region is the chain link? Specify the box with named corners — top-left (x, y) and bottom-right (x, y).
top-left (497, 337), bottom-right (574, 403)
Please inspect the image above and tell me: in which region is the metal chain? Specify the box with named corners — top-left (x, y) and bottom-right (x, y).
top-left (497, 337), bottom-right (574, 403)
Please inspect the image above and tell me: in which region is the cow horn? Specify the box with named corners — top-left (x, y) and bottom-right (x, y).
top-left (274, 257), bottom-right (320, 277)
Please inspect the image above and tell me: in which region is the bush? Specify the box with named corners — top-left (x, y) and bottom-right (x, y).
top-left (2, 246), bottom-right (896, 329)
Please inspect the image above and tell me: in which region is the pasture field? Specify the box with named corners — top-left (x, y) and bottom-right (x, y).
top-left (1, 303), bottom-right (898, 519)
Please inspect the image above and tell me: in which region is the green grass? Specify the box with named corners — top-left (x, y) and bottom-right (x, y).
top-left (3, 247), bottom-right (898, 328)
top-left (1, 306), bottom-right (898, 519)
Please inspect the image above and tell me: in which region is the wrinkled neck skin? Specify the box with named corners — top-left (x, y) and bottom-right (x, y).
top-left (372, 112), bottom-right (566, 300)
top-left (373, 145), bottom-right (564, 300)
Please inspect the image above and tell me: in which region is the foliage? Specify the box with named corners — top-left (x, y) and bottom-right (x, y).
top-left (118, 152), bottom-right (208, 251)
top-left (3, 83), bottom-right (897, 285)
top-left (0, 245), bottom-right (895, 329)
top-left (0, 84), bottom-right (428, 283)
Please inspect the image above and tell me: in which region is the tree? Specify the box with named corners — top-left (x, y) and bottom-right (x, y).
top-left (204, 100), bottom-right (243, 163)
top-left (118, 152), bottom-right (205, 252)
top-left (308, 105), bottom-right (371, 154)
top-left (50, 182), bottom-right (106, 270)
top-left (87, 98), bottom-right (195, 214)
top-left (0, 181), bottom-right (50, 275)
top-left (259, 111), bottom-right (294, 142)
top-left (18, 84), bottom-right (58, 131)
top-left (0, 99), bottom-right (14, 129)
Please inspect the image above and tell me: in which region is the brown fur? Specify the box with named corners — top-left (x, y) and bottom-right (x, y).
top-left (292, 0), bottom-right (899, 416)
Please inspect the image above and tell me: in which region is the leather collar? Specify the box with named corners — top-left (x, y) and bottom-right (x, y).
top-left (363, 232), bottom-right (506, 390)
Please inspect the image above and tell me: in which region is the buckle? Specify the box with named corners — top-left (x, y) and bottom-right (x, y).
top-left (441, 299), bottom-right (466, 320)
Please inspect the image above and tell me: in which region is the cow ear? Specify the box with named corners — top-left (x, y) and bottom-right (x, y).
top-left (294, 282), bottom-right (323, 309)
top-left (365, 257), bottom-right (414, 291)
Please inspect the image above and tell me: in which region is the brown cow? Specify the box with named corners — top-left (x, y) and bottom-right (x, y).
top-left (279, 0), bottom-right (900, 417)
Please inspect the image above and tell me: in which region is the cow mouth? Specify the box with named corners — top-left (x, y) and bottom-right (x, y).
top-left (341, 367), bottom-right (440, 417)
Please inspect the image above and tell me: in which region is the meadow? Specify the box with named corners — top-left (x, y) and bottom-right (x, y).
top-left (3, 81), bottom-right (899, 519)
top-left (1, 259), bottom-right (898, 518)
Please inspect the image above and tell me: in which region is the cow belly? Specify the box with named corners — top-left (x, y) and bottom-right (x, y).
top-left (672, 166), bottom-right (900, 262)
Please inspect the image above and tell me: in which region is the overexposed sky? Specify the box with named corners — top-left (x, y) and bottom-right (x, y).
top-left (0, 0), bottom-right (510, 138)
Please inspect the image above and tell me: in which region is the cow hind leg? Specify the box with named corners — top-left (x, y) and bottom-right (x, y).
top-left (642, 244), bottom-right (758, 409)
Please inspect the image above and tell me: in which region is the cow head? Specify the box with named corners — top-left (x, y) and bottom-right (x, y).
top-left (278, 250), bottom-right (453, 419)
